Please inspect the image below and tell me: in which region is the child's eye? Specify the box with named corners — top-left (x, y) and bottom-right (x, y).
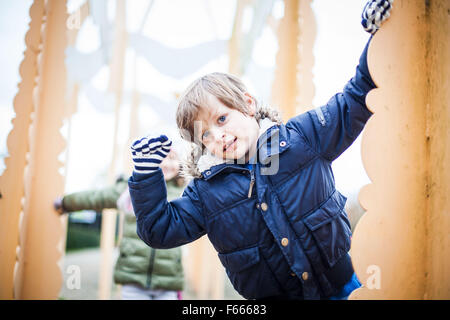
top-left (218, 115), bottom-right (226, 123)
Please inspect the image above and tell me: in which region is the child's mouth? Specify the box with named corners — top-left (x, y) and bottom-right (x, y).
top-left (224, 137), bottom-right (237, 152)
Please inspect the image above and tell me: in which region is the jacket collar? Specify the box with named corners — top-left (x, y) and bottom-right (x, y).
top-left (197, 119), bottom-right (290, 180)
top-left (256, 121), bottom-right (290, 165)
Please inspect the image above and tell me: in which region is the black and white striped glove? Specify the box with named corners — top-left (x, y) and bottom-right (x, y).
top-left (361, 0), bottom-right (393, 35)
top-left (131, 134), bottom-right (172, 174)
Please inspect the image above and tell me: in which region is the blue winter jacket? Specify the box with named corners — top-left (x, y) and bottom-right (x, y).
top-left (129, 38), bottom-right (376, 300)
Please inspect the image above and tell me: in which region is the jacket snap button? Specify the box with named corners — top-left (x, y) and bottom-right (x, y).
top-left (281, 238), bottom-right (289, 246)
top-left (280, 141), bottom-right (286, 147)
top-left (290, 272), bottom-right (296, 277)
top-left (260, 202), bottom-right (268, 211)
top-left (256, 203), bottom-right (260, 209)
top-left (302, 272), bottom-right (309, 281)
top-left (206, 171), bottom-right (211, 175)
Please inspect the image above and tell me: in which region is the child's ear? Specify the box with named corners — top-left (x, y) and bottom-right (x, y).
top-left (244, 92), bottom-right (256, 116)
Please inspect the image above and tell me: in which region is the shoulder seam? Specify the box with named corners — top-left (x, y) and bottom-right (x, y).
top-left (287, 114), bottom-right (329, 163)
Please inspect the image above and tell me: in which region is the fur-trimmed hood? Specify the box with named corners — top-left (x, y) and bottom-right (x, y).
top-left (180, 105), bottom-right (283, 180)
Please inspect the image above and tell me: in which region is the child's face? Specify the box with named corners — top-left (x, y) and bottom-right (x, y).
top-left (160, 150), bottom-right (180, 181)
top-left (195, 93), bottom-right (260, 162)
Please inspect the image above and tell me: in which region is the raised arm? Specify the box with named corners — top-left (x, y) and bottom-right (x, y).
top-left (286, 0), bottom-right (393, 162)
top-left (55, 179), bottom-right (127, 213)
top-left (287, 37), bottom-right (376, 162)
top-left (129, 169), bottom-right (206, 249)
top-left (128, 134), bottom-right (206, 249)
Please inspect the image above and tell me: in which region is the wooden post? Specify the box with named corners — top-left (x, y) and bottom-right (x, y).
top-left (116, 57), bottom-right (140, 253)
top-left (98, 0), bottom-right (127, 300)
top-left (0, 0), bottom-right (45, 299)
top-left (124, 89), bottom-right (140, 175)
top-left (423, 0), bottom-right (450, 299)
top-left (271, 0), bottom-right (300, 121)
top-left (59, 1), bottom-right (88, 282)
top-left (271, 0), bottom-right (316, 118)
top-left (228, 0), bottom-right (247, 76)
top-left (13, 0), bottom-right (68, 299)
top-left (350, 0), bottom-right (450, 299)
top-left (59, 82), bottom-right (80, 263)
top-left (296, 0), bottom-right (315, 114)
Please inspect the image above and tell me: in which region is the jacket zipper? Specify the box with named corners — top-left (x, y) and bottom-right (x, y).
top-left (315, 107), bottom-right (326, 126)
top-left (248, 168), bottom-right (255, 198)
top-left (146, 248), bottom-right (156, 288)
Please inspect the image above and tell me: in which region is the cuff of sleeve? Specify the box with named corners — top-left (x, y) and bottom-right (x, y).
top-left (60, 197), bottom-right (66, 212)
top-left (128, 168), bottom-right (165, 189)
top-left (132, 170), bottom-right (157, 182)
top-left (359, 35), bottom-right (377, 89)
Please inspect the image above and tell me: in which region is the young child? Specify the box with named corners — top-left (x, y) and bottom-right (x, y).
top-left (128, 1), bottom-right (393, 300)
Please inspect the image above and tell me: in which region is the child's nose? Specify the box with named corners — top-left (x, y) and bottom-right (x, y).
top-left (211, 128), bottom-right (225, 142)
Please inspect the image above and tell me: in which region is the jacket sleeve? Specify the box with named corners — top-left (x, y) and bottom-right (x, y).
top-left (287, 36), bottom-right (376, 162)
top-left (62, 180), bottom-right (127, 212)
top-left (128, 169), bottom-right (206, 249)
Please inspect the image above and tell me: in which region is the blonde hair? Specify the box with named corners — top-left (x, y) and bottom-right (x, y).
top-left (176, 72), bottom-right (255, 144)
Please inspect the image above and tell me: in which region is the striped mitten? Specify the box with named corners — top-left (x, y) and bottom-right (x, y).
top-left (361, 0), bottom-right (394, 35)
top-left (131, 134), bottom-right (172, 174)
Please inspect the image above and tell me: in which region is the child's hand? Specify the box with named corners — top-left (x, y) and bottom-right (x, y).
top-left (54, 197), bottom-right (66, 214)
top-left (131, 134), bottom-right (172, 174)
top-left (361, 0), bottom-right (393, 35)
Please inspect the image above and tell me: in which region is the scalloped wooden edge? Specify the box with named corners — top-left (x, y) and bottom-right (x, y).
top-left (0, 0), bottom-right (45, 300)
top-left (14, 0), bottom-right (68, 299)
top-left (348, 0), bottom-right (450, 299)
